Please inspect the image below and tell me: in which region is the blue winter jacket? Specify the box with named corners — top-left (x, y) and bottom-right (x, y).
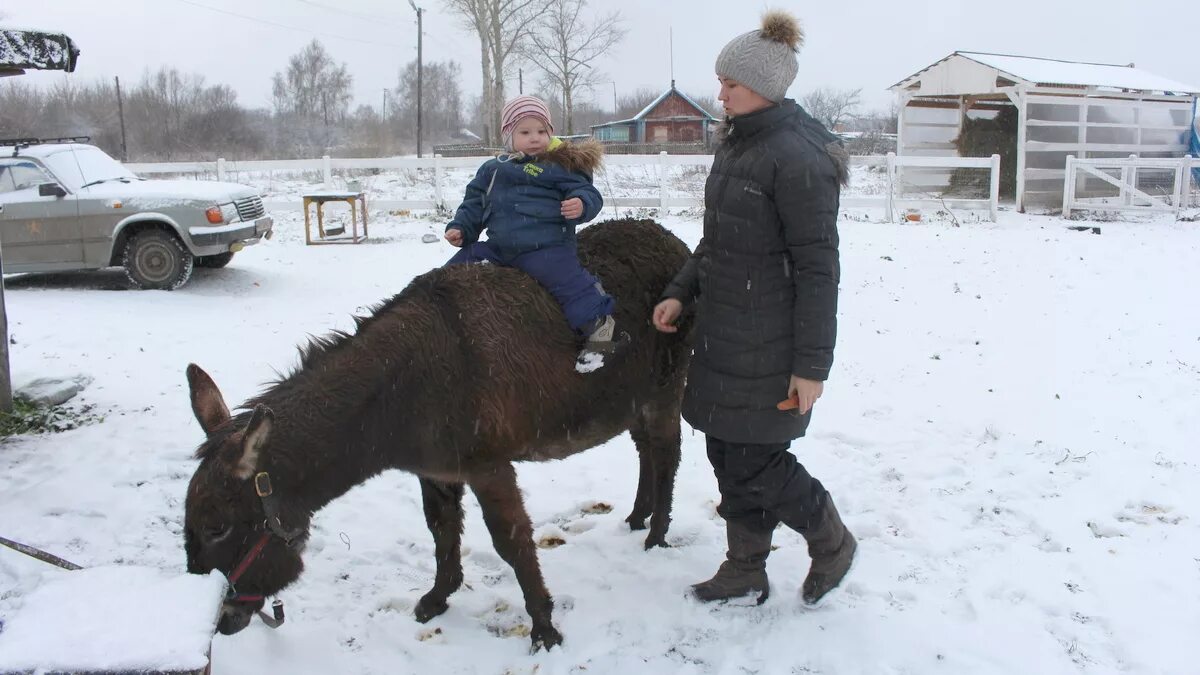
top-left (446, 138), bottom-right (604, 255)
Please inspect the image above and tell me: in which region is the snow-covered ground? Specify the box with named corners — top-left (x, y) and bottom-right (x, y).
top-left (1, 205), bottom-right (1198, 674)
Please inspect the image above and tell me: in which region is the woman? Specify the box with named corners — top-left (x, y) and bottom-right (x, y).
top-left (653, 10), bottom-right (855, 605)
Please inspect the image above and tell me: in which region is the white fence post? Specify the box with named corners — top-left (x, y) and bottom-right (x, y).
top-left (1120, 154), bottom-right (1135, 206)
top-left (322, 155), bottom-right (332, 188)
top-left (434, 154), bottom-right (444, 212)
top-left (1186, 155), bottom-right (1195, 209)
top-left (1062, 155), bottom-right (1075, 218)
top-left (885, 152), bottom-right (896, 222)
top-left (216, 158), bottom-right (226, 182)
top-left (988, 153), bottom-right (1001, 222)
top-left (658, 151), bottom-right (668, 210)
top-left (1172, 157), bottom-right (1186, 218)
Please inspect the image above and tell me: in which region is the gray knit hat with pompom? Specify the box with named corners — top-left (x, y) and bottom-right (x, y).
top-left (714, 11), bottom-right (804, 102)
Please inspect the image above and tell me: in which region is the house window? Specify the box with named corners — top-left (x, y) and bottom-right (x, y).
top-left (652, 126), bottom-right (668, 142)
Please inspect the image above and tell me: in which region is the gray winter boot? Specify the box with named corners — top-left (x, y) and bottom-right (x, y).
top-left (582, 315), bottom-right (617, 354)
top-left (800, 495), bottom-right (857, 605)
top-left (691, 522), bottom-right (772, 604)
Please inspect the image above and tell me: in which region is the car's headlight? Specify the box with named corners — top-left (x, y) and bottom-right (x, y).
top-left (220, 203), bottom-right (239, 223)
top-left (205, 206), bottom-right (224, 224)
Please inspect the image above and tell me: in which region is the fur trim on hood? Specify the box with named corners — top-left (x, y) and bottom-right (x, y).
top-left (541, 138), bottom-right (604, 176)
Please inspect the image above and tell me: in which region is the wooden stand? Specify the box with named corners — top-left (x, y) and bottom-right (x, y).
top-left (303, 190), bottom-right (368, 245)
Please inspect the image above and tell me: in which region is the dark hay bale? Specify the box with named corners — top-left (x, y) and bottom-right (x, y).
top-left (948, 105), bottom-right (1018, 198)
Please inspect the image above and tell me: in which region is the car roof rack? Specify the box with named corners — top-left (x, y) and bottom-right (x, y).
top-left (2, 136), bottom-right (92, 156)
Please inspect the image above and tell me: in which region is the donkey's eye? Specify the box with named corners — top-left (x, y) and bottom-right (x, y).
top-left (205, 525), bottom-right (232, 543)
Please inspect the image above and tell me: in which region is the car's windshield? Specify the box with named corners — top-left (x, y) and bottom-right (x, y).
top-left (41, 145), bottom-right (138, 191)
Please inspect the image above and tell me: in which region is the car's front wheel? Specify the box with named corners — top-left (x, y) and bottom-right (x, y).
top-left (195, 251), bottom-right (235, 269)
top-left (123, 229), bottom-right (194, 290)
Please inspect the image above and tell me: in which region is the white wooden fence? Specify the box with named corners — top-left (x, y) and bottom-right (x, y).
top-left (126, 151), bottom-right (1004, 222)
top-left (1062, 155), bottom-right (1195, 218)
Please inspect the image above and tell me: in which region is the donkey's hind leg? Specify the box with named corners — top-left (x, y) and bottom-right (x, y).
top-left (628, 397), bottom-right (683, 549)
top-left (469, 463), bottom-right (562, 652)
top-left (415, 477), bottom-right (466, 623)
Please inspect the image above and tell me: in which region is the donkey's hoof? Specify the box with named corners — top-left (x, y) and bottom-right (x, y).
top-left (415, 595), bottom-right (449, 623)
top-left (643, 534), bottom-right (669, 550)
top-left (529, 624), bottom-right (563, 652)
top-left (625, 514), bottom-right (648, 531)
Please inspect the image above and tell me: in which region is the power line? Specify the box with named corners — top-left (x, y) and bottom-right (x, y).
top-left (172, 0), bottom-right (405, 48)
top-left (292, 0), bottom-right (411, 30)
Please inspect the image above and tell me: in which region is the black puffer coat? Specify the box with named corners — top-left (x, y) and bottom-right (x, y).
top-left (663, 100), bottom-right (846, 444)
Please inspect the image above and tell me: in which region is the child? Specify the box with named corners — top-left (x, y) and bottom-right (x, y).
top-left (444, 95), bottom-right (616, 359)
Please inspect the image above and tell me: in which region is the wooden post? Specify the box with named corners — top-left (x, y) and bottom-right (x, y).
top-left (1062, 155), bottom-right (1075, 218)
top-left (0, 230), bottom-right (12, 413)
top-left (885, 152), bottom-right (896, 222)
top-left (1014, 88), bottom-right (1028, 213)
top-left (1172, 157), bottom-right (1186, 217)
top-left (658, 151), bottom-right (668, 209)
top-left (988, 153), bottom-right (1001, 222)
top-left (433, 154), bottom-right (444, 212)
top-left (322, 155), bottom-right (332, 188)
top-left (216, 158), bottom-right (226, 183)
top-left (1120, 154), bottom-right (1135, 206)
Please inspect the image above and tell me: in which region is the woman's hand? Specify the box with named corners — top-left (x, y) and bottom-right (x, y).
top-left (444, 228), bottom-right (464, 247)
top-left (561, 197), bottom-right (584, 220)
top-left (652, 299), bottom-right (683, 333)
top-left (785, 376), bottom-right (824, 414)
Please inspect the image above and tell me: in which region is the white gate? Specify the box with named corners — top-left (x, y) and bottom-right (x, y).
top-left (1062, 155), bottom-right (1194, 218)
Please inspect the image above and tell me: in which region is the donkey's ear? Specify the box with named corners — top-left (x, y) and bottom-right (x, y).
top-left (231, 405), bottom-right (274, 480)
top-left (187, 363), bottom-right (230, 435)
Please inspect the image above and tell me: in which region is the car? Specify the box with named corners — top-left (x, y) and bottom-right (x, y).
top-left (0, 137), bottom-right (273, 290)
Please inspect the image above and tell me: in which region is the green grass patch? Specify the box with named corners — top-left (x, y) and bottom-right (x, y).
top-left (0, 398), bottom-right (105, 438)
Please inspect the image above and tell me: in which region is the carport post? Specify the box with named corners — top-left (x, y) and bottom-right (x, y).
top-left (0, 234), bottom-right (12, 412)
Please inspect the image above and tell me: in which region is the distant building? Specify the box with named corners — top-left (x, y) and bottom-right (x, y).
top-left (591, 83), bottom-right (718, 145)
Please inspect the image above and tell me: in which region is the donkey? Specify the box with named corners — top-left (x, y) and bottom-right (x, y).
top-left (183, 219), bottom-right (693, 651)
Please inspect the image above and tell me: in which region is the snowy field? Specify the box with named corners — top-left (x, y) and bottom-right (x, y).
top-left (0, 204), bottom-right (1198, 674)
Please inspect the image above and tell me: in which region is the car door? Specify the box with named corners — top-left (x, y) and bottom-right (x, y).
top-left (0, 158), bottom-right (83, 271)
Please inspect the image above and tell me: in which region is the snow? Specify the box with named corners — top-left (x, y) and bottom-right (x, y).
top-left (0, 566), bottom-right (226, 673)
top-left (960, 51), bottom-right (1200, 94)
top-left (1, 202), bottom-right (1198, 674)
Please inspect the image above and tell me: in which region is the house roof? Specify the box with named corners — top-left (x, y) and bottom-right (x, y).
top-left (633, 86), bottom-right (718, 121)
top-left (0, 27), bottom-right (80, 75)
top-left (892, 51), bottom-right (1200, 95)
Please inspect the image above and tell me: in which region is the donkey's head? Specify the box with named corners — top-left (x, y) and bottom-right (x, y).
top-left (183, 364), bottom-right (309, 635)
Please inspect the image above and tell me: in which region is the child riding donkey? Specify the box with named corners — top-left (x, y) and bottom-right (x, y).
top-left (444, 96), bottom-right (618, 361)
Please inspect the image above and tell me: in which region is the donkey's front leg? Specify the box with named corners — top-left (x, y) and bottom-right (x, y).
top-left (469, 463), bottom-right (561, 652)
top-left (415, 477), bottom-right (466, 623)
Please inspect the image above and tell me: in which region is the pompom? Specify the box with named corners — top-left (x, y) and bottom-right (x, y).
top-left (760, 10), bottom-right (803, 51)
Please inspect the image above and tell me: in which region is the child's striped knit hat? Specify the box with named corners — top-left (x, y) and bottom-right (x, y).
top-left (501, 96), bottom-right (555, 138)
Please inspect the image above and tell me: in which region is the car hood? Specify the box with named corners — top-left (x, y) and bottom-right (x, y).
top-left (80, 180), bottom-right (260, 204)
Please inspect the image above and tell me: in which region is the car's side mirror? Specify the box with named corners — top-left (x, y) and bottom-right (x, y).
top-left (38, 183), bottom-right (67, 198)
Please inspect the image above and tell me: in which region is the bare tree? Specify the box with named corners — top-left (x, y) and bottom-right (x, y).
top-left (615, 86), bottom-right (661, 119)
top-left (523, 0), bottom-right (624, 135)
top-left (442, 0), bottom-right (494, 142)
top-left (800, 87), bottom-right (862, 132)
top-left (445, 0), bottom-right (545, 143)
top-left (271, 39), bottom-right (353, 126)
top-left (393, 60), bottom-right (464, 145)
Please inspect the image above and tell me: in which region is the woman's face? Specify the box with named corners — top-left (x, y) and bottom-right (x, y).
top-left (717, 77), bottom-right (774, 118)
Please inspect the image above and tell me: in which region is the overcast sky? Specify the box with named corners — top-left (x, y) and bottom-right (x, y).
top-left (6, 0), bottom-right (1199, 117)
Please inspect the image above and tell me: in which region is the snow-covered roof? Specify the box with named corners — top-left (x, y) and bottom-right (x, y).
top-left (0, 27), bottom-right (80, 74)
top-left (892, 51), bottom-right (1200, 96)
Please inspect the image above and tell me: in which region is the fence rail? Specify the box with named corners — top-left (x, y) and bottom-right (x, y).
top-left (126, 151), bottom-right (1004, 222)
top-left (1062, 155), bottom-right (1194, 218)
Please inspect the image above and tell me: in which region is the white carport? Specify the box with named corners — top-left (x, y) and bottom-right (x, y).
top-left (890, 51), bottom-right (1199, 211)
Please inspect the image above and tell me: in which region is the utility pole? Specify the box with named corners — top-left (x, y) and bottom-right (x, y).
top-left (519, 68), bottom-right (523, 95)
top-left (115, 76), bottom-right (128, 161)
top-left (382, 88), bottom-right (388, 118)
top-left (408, 0), bottom-right (424, 158)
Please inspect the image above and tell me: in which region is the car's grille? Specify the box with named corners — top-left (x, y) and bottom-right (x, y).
top-left (234, 195), bottom-right (266, 222)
